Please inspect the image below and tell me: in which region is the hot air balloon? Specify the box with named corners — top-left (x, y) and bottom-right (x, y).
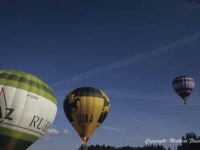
top-left (63, 87), bottom-right (110, 148)
top-left (0, 70), bottom-right (57, 150)
top-left (172, 76), bottom-right (195, 104)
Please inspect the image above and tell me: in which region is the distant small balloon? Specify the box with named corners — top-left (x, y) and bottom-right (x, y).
top-left (63, 87), bottom-right (110, 145)
top-left (172, 76), bottom-right (195, 104)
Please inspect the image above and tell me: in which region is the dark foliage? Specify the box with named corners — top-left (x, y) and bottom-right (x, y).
top-left (78, 144), bottom-right (168, 150)
top-left (78, 133), bottom-right (200, 150)
top-left (177, 132), bottom-right (200, 150)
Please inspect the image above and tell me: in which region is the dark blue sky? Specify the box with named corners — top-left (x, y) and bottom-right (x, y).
top-left (0, 0), bottom-right (200, 149)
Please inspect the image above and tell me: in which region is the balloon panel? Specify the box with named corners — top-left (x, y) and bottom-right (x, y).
top-left (0, 70), bottom-right (57, 150)
top-left (64, 87), bottom-right (110, 144)
top-left (172, 76), bottom-right (195, 100)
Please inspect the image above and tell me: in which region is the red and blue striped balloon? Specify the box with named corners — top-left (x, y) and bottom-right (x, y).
top-left (172, 76), bottom-right (195, 104)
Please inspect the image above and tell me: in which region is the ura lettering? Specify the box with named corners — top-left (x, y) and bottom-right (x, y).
top-left (77, 114), bottom-right (93, 126)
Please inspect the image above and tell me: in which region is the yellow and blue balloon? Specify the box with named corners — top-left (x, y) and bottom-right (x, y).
top-left (63, 87), bottom-right (110, 145)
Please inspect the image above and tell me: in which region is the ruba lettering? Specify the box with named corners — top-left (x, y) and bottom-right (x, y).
top-left (29, 115), bottom-right (51, 132)
top-left (77, 114), bottom-right (93, 126)
top-left (29, 115), bottom-right (39, 127)
top-left (42, 121), bottom-right (51, 132)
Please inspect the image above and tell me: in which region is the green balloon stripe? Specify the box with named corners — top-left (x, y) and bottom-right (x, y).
top-left (0, 70), bottom-right (42, 84)
top-left (0, 73), bottom-right (56, 105)
top-left (0, 72), bottom-right (52, 95)
top-left (0, 127), bottom-right (38, 142)
top-left (0, 133), bottom-right (34, 150)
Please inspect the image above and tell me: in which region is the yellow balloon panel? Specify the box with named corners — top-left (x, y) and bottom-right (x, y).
top-left (63, 87), bottom-right (110, 144)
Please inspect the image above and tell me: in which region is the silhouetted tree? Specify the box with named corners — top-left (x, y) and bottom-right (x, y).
top-left (79, 144), bottom-right (88, 150)
top-left (177, 132), bottom-right (200, 150)
top-left (85, 144), bottom-right (167, 150)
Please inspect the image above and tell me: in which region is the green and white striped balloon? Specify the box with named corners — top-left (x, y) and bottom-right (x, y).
top-left (0, 70), bottom-right (57, 150)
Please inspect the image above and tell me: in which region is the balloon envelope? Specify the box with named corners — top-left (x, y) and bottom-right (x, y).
top-left (63, 87), bottom-right (110, 144)
top-left (0, 70), bottom-right (57, 150)
top-left (172, 76), bottom-right (195, 104)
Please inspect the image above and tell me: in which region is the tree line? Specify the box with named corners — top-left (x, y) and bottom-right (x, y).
top-left (78, 132), bottom-right (200, 150)
top-left (79, 144), bottom-right (169, 150)
top-left (177, 132), bottom-right (200, 150)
